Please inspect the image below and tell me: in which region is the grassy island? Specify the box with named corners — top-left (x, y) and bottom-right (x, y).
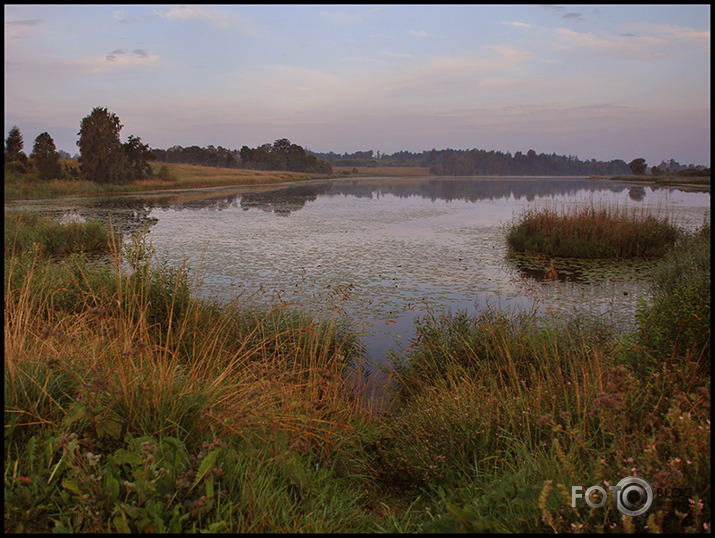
top-left (505, 202), bottom-right (681, 259)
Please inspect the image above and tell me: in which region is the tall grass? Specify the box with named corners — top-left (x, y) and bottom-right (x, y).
top-left (383, 222), bottom-right (710, 533)
top-left (5, 211), bottom-right (112, 258)
top-left (4, 211), bottom-right (710, 532)
top-left (506, 200), bottom-right (680, 258)
top-left (4, 213), bottom-right (377, 532)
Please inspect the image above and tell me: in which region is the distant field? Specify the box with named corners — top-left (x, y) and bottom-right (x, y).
top-left (145, 162), bottom-right (334, 187)
top-left (4, 161), bottom-right (336, 199)
top-left (333, 165), bottom-right (433, 177)
top-left (609, 174), bottom-right (711, 189)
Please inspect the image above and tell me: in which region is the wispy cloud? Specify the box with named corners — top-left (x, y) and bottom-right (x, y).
top-left (156, 6), bottom-right (225, 25)
top-left (5, 18), bottom-right (43, 39)
top-left (620, 22), bottom-right (710, 52)
top-left (408, 29), bottom-right (429, 37)
top-left (555, 28), bottom-right (668, 57)
top-left (6, 19), bottom-right (43, 27)
top-left (105, 49), bottom-right (155, 64)
top-left (501, 21), bottom-right (531, 29)
top-left (229, 46), bottom-right (537, 123)
top-left (154, 5), bottom-right (261, 36)
top-left (381, 51), bottom-right (414, 59)
top-left (554, 21), bottom-right (710, 59)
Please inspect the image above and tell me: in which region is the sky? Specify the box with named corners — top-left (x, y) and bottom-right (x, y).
top-left (4, 4), bottom-right (711, 167)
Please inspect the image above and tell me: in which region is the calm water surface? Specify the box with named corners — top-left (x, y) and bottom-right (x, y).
top-left (7, 176), bottom-right (710, 391)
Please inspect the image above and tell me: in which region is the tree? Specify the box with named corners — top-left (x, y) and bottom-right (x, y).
top-left (77, 107), bottom-right (127, 183)
top-left (31, 132), bottom-right (63, 180)
top-left (5, 125), bottom-right (29, 172)
top-left (123, 135), bottom-right (155, 180)
top-left (628, 158), bottom-right (647, 176)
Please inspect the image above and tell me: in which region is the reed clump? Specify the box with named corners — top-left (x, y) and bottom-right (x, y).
top-left (506, 201), bottom-right (680, 258)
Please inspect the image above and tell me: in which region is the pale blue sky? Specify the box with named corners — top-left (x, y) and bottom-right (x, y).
top-left (4, 4), bottom-right (711, 166)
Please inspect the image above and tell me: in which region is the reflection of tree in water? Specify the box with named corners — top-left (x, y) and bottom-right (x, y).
top-left (328, 177), bottom-right (631, 203)
top-left (505, 252), bottom-right (587, 283)
top-left (629, 186), bottom-right (646, 201)
top-left (39, 182), bottom-right (336, 238)
top-left (16, 177), bottom-right (661, 241)
top-left (239, 182), bottom-right (333, 215)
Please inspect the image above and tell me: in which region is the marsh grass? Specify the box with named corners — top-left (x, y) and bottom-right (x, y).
top-left (4, 211), bottom-right (710, 533)
top-left (384, 222), bottom-right (710, 533)
top-left (4, 213), bottom-right (378, 532)
top-left (5, 211), bottom-right (112, 258)
top-left (506, 200), bottom-right (681, 258)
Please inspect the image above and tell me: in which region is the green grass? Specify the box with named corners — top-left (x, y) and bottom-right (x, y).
top-left (4, 211), bottom-right (711, 533)
top-left (5, 211), bottom-right (113, 259)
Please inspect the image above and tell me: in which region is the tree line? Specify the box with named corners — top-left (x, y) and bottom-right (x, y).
top-left (153, 138), bottom-right (333, 174)
top-left (312, 148), bottom-right (635, 176)
top-left (4, 107), bottom-right (332, 183)
top-left (4, 107), bottom-right (155, 184)
top-left (5, 106), bottom-right (708, 182)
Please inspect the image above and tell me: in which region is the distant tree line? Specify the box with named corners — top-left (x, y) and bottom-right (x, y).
top-left (312, 148), bottom-right (633, 176)
top-left (5, 109), bottom-right (709, 182)
top-left (153, 138), bottom-right (333, 174)
top-left (152, 145), bottom-right (239, 168)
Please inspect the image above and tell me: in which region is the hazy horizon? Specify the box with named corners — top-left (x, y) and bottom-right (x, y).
top-left (4, 4), bottom-right (711, 167)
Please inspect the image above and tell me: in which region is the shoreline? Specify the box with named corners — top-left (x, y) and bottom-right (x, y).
top-left (5, 163), bottom-right (710, 201)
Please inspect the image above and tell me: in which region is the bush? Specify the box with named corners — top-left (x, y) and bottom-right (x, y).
top-left (634, 223), bottom-right (710, 368)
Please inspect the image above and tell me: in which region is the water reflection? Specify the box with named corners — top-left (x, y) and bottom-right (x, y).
top-left (5, 177), bottom-right (709, 375)
top-left (6, 176), bottom-right (696, 234)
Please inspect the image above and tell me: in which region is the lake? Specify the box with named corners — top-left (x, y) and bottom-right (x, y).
top-left (6, 176), bottom-right (710, 395)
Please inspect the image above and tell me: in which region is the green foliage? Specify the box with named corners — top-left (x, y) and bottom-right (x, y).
top-left (634, 223), bottom-right (710, 369)
top-left (4, 211), bottom-right (112, 259)
top-left (239, 139), bottom-right (333, 173)
top-left (629, 157), bottom-right (648, 175)
top-left (4, 125), bottom-right (30, 173)
top-left (77, 107), bottom-right (128, 184)
top-left (31, 132), bottom-right (63, 180)
top-left (156, 164), bottom-right (175, 181)
top-left (5, 125), bottom-right (25, 162)
top-left (4, 433), bottom-right (232, 533)
top-left (123, 135), bottom-right (155, 180)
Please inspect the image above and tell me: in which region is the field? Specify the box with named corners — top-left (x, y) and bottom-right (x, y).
top-left (3, 161), bottom-right (337, 200)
